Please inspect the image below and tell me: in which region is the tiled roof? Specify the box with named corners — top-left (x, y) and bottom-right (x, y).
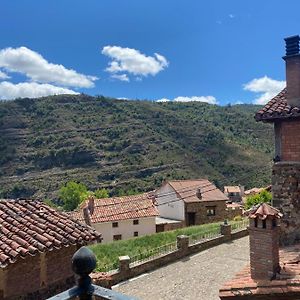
top-left (71, 193), bottom-right (159, 223)
top-left (219, 244), bottom-right (300, 298)
top-left (224, 186), bottom-right (241, 193)
top-left (255, 88), bottom-right (300, 121)
top-left (245, 203), bottom-right (282, 220)
top-left (167, 179), bottom-right (228, 203)
top-left (0, 199), bottom-right (102, 268)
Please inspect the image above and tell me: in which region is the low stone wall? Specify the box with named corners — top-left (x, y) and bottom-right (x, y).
top-left (92, 225), bottom-right (249, 288)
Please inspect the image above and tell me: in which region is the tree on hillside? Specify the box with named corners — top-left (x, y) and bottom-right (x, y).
top-left (94, 188), bottom-right (109, 198)
top-left (245, 190), bottom-right (272, 209)
top-left (59, 181), bottom-right (88, 211)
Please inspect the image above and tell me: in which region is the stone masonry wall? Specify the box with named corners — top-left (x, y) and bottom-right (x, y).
top-left (185, 200), bottom-right (227, 225)
top-left (0, 245), bottom-right (78, 300)
top-left (272, 162), bottom-right (300, 245)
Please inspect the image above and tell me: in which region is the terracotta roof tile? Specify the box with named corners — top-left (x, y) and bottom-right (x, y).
top-left (255, 88), bottom-right (300, 121)
top-left (70, 192), bottom-right (159, 223)
top-left (224, 186), bottom-right (242, 193)
top-left (0, 199), bottom-right (102, 268)
top-left (245, 203), bottom-right (282, 220)
top-left (166, 179), bottom-right (228, 203)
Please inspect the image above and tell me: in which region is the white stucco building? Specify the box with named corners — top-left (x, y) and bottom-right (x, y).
top-left (70, 193), bottom-right (158, 243)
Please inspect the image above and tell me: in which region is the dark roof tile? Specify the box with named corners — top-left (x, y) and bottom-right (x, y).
top-left (255, 88), bottom-right (300, 121)
top-left (0, 199), bottom-right (102, 268)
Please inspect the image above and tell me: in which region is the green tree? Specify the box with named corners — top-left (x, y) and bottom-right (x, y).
top-left (245, 190), bottom-right (272, 209)
top-left (94, 188), bottom-right (109, 198)
top-left (59, 181), bottom-right (88, 211)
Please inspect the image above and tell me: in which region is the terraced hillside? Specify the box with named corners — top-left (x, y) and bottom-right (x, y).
top-left (0, 94), bottom-right (273, 200)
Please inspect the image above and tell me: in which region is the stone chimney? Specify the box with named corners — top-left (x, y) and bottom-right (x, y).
top-left (246, 203), bottom-right (282, 280)
top-left (83, 206), bottom-right (92, 227)
top-left (283, 35), bottom-right (300, 107)
top-left (87, 195), bottom-right (95, 215)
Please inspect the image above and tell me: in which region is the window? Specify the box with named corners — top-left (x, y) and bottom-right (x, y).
top-left (112, 222), bottom-right (118, 228)
top-left (133, 219), bottom-right (139, 225)
top-left (113, 234), bottom-right (122, 241)
top-left (206, 206), bottom-right (216, 216)
top-left (134, 231), bottom-right (139, 237)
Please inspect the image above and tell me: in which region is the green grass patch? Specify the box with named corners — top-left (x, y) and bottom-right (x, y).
top-left (89, 220), bottom-right (245, 272)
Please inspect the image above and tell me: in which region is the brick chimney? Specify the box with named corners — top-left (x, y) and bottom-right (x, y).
top-left (283, 35), bottom-right (300, 107)
top-left (246, 203), bottom-right (282, 280)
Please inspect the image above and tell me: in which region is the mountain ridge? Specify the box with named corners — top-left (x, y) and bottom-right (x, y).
top-left (0, 94), bottom-right (273, 200)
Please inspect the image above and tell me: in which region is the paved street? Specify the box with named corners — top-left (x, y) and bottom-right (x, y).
top-left (113, 237), bottom-right (249, 300)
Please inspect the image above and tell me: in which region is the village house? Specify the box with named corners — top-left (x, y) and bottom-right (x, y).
top-left (0, 198), bottom-right (101, 300)
top-left (155, 179), bottom-right (241, 228)
top-left (224, 185), bottom-right (244, 202)
top-left (71, 193), bottom-right (158, 243)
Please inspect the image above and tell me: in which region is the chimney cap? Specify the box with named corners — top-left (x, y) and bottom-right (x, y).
top-left (284, 35), bottom-right (300, 57)
top-left (244, 203), bottom-right (282, 220)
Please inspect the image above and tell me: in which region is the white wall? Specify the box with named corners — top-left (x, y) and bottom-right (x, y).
top-left (93, 217), bottom-right (156, 243)
top-left (156, 183), bottom-right (185, 221)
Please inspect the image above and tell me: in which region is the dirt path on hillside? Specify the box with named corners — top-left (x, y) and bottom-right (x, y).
top-left (113, 236), bottom-right (249, 300)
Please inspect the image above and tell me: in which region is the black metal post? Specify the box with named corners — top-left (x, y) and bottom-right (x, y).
top-left (72, 246), bottom-right (96, 300)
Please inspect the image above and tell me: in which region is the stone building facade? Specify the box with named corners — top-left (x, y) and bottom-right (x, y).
top-left (255, 35), bottom-right (300, 245)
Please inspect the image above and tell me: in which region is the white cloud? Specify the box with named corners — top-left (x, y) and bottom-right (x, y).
top-left (244, 76), bottom-right (285, 104)
top-left (0, 47), bottom-right (98, 88)
top-left (111, 74), bottom-right (129, 82)
top-left (0, 81), bottom-right (77, 100)
top-left (117, 97), bottom-right (129, 100)
top-left (156, 96), bottom-right (218, 104)
top-left (156, 98), bottom-right (170, 103)
top-left (0, 70), bottom-right (10, 80)
top-left (102, 46), bottom-right (168, 80)
top-left (229, 14), bottom-right (235, 18)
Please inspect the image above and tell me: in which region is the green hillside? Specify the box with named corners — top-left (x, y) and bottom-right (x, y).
top-left (0, 94), bottom-right (273, 200)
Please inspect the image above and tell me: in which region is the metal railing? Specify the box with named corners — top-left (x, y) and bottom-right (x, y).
top-left (47, 247), bottom-right (137, 300)
top-left (231, 218), bottom-right (249, 233)
top-left (188, 227), bottom-right (222, 245)
top-left (130, 241), bottom-right (177, 267)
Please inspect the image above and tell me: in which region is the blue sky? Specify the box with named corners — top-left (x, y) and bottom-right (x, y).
top-left (0, 0), bottom-right (299, 104)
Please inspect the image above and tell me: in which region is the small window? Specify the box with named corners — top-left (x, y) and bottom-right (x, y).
top-left (112, 222), bottom-right (118, 228)
top-left (133, 219), bottom-right (139, 225)
top-left (262, 220), bottom-right (266, 229)
top-left (206, 206), bottom-right (216, 216)
top-left (254, 218), bottom-right (258, 228)
top-left (134, 231), bottom-right (139, 237)
top-left (113, 234), bottom-right (122, 241)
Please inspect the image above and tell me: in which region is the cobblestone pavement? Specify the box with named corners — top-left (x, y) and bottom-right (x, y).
top-left (113, 237), bottom-right (249, 300)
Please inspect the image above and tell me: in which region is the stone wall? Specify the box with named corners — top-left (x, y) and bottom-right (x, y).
top-left (0, 245), bottom-right (78, 300)
top-left (272, 161), bottom-right (300, 245)
top-left (185, 200), bottom-right (227, 225)
top-left (92, 226), bottom-right (249, 288)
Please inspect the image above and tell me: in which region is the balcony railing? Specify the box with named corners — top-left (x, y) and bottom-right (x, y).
top-left (47, 247), bottom-right (137, 300)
